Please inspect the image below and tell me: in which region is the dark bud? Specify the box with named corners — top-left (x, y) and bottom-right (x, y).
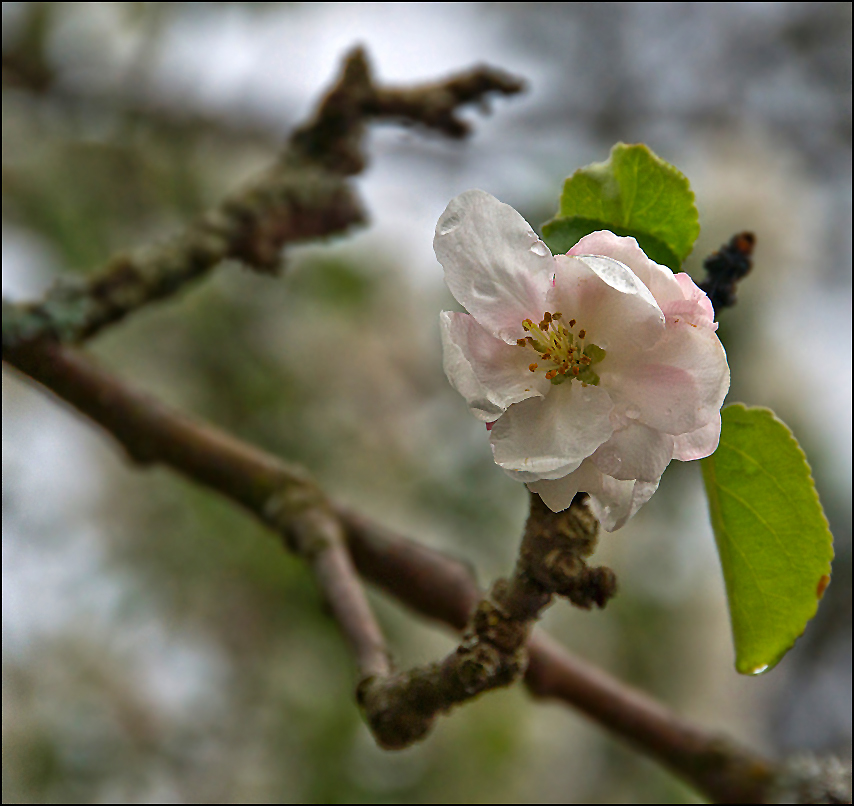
top-left (698, 232), bottom-right (756, 313)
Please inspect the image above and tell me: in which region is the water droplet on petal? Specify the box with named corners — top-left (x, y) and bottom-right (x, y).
top-left (530, 240), bottom-right (549, 257)
top-left (748, 664), bottom-right (770, 676)
top-left (438, 212), bottom-right (462, 236)
top-left (625, 406), bottom-right (641, 419)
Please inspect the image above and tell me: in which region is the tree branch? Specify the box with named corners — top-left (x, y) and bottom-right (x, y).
top-left (3, 337), bottom-right (391, 687)
top-left (358, 492), bottom-right (616, 750)
top-left (1, 48), bottom-right (523, 350)
top-left (2, 338), bottom-right (777, 803)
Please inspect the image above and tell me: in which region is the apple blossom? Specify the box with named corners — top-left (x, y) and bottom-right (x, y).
top-left (435, 190), bottom-right (729, 531)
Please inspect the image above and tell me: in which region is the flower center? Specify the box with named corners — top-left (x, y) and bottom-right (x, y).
top-left (517, 311), bottom-right (606, 386)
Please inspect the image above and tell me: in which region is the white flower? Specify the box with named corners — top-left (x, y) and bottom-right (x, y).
top-left (435, 190), bottom-right (729, 531)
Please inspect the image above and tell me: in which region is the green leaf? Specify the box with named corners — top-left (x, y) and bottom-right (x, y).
top-left (701, 405), bottom-right (834, 675)
top-left (541, 143), bottom-right (699, 271)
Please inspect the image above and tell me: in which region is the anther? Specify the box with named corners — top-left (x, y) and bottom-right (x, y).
top-left (569, 319), bottom-right (576, 327)
top-left (578, 329), bottom-right (586, 339)
top-left (552, 312), bottom-right (562, 320)
top-left (545, 370), bottom-right (557, 380)
top-left (572, 366), bottom-right (580, 376)
top-left (543, 312), bottom-right (552, 324)
top-left (516, 338), bottom-right (527, 347)
top-left (528, 363), bottom-right (538, 372)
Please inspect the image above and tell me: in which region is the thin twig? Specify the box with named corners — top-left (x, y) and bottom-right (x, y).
top-left (2, 339), bottom-right (776, 803)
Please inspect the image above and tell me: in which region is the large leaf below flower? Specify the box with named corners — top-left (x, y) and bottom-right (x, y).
top-left (542, 143), bottom-right (699, 271)
top-left (701, 404), bottom-right (834, 675)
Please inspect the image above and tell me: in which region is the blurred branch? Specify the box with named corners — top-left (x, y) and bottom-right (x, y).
top-left (3, 337), bottom-right (392, 685)
top-left (2, 338), bottom-right (779, 803)
top-left (1, 48), bottom-right (524, 350)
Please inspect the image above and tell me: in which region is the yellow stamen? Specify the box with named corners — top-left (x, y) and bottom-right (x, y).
top-left (515, 311), bottom-right (605, 387)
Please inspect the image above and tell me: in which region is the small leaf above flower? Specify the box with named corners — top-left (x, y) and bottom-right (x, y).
top-left (542, 143), bottom-right (700, 271)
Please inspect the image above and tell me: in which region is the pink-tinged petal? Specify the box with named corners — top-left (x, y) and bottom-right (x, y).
top-left (439, 314), bottom-right (504, 423)
top-left (672, 412), bottom-right (721, 460)
top-left (568, 231), bottom-right (684, 308)
top-left (602, 321), bottom-right (729, 435)
top-left (668, 273), bottom-right (717, 329)
top-left (441, 311), bottom-right (550, 414)
top-left (591, 422), bottom-right (674, 482)
top-left (550, 254), bottom-right (665, 353)
top-left (490, 382), bottom-right (614, 479)
top-left (434, 190), bottom-right (554, 342)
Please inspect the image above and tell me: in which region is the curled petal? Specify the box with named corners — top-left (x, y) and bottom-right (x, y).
top-left (440, 311), bottom-right (550, 417)
top-left (673, 412), bottom-right (722, 460)
top-left (490, 382), bottom-right (614, 479)
top-left (434, 190), bottom-right (554, 342)
top-left (551, 254), bottom-right (665, 352)
top-left (569, 231), bottom-right (684, 308)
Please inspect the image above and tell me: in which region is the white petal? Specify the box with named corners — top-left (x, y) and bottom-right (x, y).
top-left (568, 231), bottom-right (684, 308)
top-left (526, 463), bottom-right (590, 511)
top-left (589, 475), bottom-right (661, 532)
top-left (528, 459), bottom-right (661, 529)
top-left (440, 311), bottom-right (550, 415)
top-left (673, 412), bottom-right (722, 460)
top-left (489, 381), bottom-right (614, 479)
top-left (590, 422), bottom-right (674, 482)
top-left (601, 321), bottom-right (729, 435)
top-left (550, 254), bottom-right (665, 353)
top-left (434, 190), bottom-right (554, 342)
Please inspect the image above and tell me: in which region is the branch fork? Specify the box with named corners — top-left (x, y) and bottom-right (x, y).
top-left (359, 492), bottom-right (617, 750)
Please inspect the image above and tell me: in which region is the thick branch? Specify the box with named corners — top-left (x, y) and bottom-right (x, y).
top-left (3, 338), bottom-right (776, 803)
top-left (4, 338), bottom-right (390, 685)
top-left (1, 49), bottom-right (523, 350)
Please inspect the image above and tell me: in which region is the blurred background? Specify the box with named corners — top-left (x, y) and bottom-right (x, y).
top-left (2, 3), bottom-right (850, 803)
